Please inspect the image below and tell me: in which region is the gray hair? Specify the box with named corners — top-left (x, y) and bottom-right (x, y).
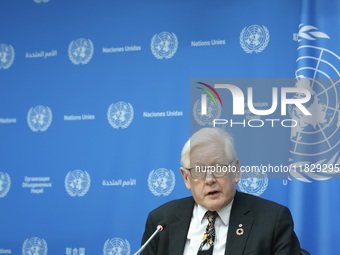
top-left (180, 128), bottom-right (237, 168)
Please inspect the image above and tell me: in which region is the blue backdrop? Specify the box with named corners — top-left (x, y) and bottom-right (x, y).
top-left (1, 0), bottom-right (339, 254)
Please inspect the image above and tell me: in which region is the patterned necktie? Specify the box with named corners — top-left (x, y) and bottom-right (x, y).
top-left (197, 210), bottom-right (218, 255)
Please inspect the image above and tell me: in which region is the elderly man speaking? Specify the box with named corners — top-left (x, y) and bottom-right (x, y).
top-left (141, 128), bottom-right (300, 255)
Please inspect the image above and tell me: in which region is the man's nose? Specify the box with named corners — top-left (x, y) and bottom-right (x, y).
top-left (205, 170), bottom-right (216, 184)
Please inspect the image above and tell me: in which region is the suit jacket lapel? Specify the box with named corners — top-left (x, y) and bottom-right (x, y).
top-left (169, 197), bottom-right (195, 255)
top-left (225, 192), bottom-right (254, 255)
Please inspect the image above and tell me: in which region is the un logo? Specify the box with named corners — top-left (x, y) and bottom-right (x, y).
top-left (103, 238), bottom-right (131, 255)
top-left (148, 168), bottom-right (175, 196)
top-left (68, 38), bottom-right (94, 65)
top-left (193, 97), bottom-right (222, 126)
top-left (240, 25), bottom-right (270, 54)
top-left (65, 170), bottom-right (91, 197)
top-left (0, 172), bottom-right (11, 198)
top-left (0, 44), bottom-right (15, 70)
top-left (289, 25), bottom-right (340, 182)
top-left (238, 171), bottom-right (268, 196)
top-left (22, 237), bottom-right (48, 255)
top-left (107, 102), bottom-right (134, 129)
top-left (151, 32), bottom-right (178, 59)
top-left (27, 105), bottom-right (52, 132)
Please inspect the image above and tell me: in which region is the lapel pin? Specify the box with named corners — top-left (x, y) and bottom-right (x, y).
top-left (236, 224), bottom-right (244, 236)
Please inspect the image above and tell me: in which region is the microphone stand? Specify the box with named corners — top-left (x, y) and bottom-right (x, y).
top-left (133, 225), bottom-right (163, 255)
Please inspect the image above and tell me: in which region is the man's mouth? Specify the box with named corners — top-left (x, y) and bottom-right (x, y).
top-left (207, 191), bottom-right (219, 196)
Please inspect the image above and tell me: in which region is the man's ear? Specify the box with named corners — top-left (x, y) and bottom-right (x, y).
top-left (180, 167), bottom-right (191, 190)
top-left (234, 159), bottom-right (240, 184)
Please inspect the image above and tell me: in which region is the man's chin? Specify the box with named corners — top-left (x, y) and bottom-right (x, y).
top-left (204, 200), bottom-right (224, 211)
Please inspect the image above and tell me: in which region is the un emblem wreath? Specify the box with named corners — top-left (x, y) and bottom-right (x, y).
top-left (65, 170), bottom-right (91, 197)
top-left (193, 97), bottom-right (222, 126)
top-left (103, 238), bottom-right (131, 255)
top-left (107, 102), bottom-right (134, 129)
top-left (22, 237), bottom-right (48, 255)
top-left (27, 105), bottom-right (52, 132)
top-left (68, 38), bottom-right (94, 65)
top-left (0, 172), bottom-right (11, 198)
top-left (238, 171), bottom-right (268, 197)
top-left (0, 44), bottom-right (15, 70)
top-left (151, 32), bottom-right (178, 59)
top-left (240, 25), bottom-right (270, 54)
top-left (148, 168), bottom-right (176, 196)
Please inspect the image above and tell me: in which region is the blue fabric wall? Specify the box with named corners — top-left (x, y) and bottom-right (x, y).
top-left (0, 0), bottom-right (339, 254)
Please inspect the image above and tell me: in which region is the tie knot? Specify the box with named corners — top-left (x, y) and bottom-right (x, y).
top-left (205, 210), bottom-right (218, 222)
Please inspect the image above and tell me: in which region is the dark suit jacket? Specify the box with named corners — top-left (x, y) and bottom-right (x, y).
top-left (141, 192), bottom-right (300, 255)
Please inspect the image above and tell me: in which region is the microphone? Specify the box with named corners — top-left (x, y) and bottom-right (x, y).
top-left (133, 223), bottom-right (165, 255)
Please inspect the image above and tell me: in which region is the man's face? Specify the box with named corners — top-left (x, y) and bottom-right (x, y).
top-left (180, 141), bottom-right (239, 211)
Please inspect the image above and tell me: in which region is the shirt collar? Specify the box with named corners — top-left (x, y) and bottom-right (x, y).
top-left (196, 199), bottom-right (234, 226)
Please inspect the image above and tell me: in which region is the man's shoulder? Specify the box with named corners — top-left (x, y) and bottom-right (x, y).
top-left (150, 196), bottom-right (194, 214)
top-left (145, 197), bottom-right (194, 227)
top-left (235, 191), bottom-right (289, 213)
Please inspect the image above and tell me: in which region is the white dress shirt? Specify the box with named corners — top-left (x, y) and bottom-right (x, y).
top-left (183, 200), bottom-right (234, 255)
